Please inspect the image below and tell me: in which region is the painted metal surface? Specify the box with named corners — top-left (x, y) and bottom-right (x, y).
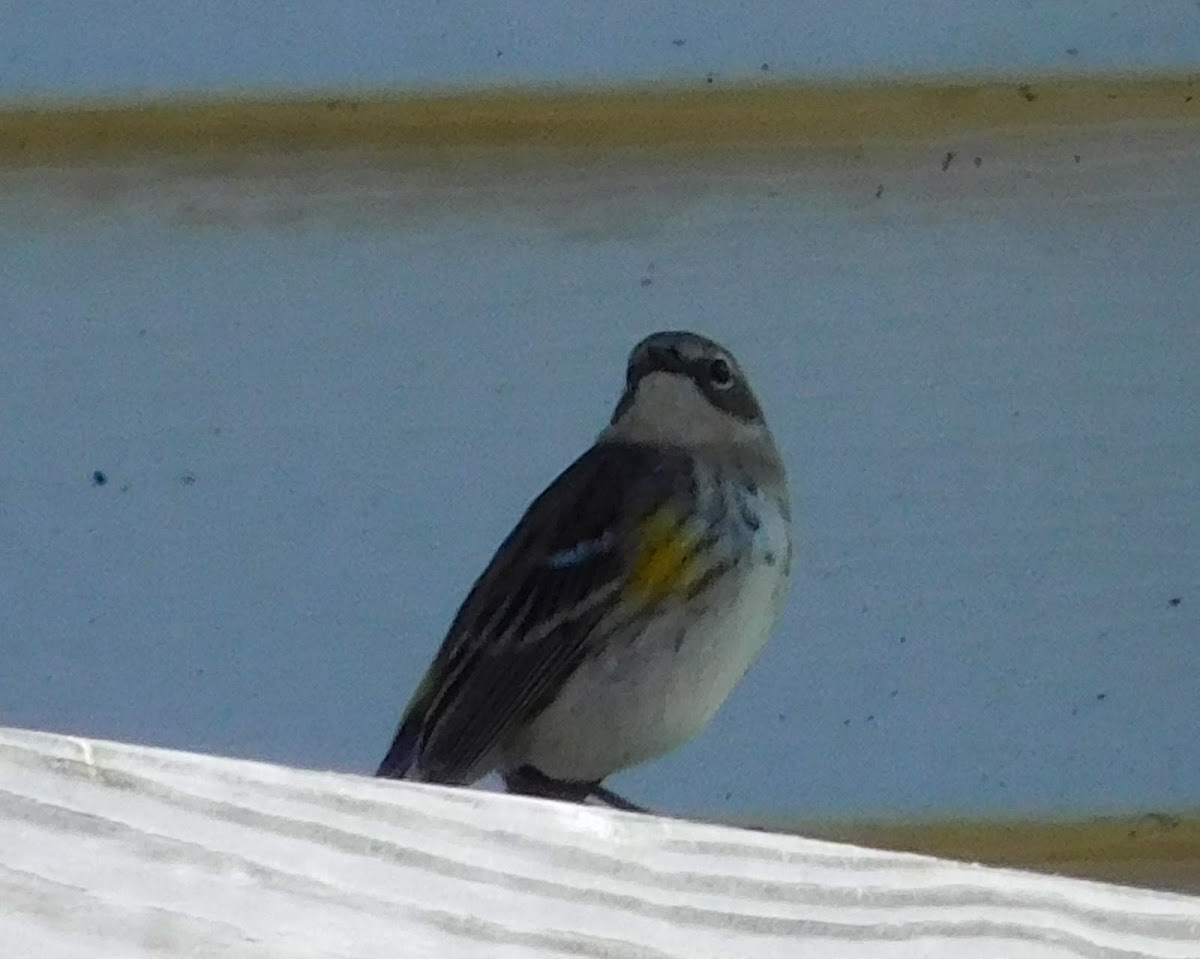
top-left (2, 113), bottom-right (1197, 818)
top-left (3, 2), bottom-right (1199, 99)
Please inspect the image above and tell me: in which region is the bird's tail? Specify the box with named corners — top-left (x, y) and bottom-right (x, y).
top-left (375, 713), bottom-right (422, 779)
top-left (375, 674), bottom-right (436, 779)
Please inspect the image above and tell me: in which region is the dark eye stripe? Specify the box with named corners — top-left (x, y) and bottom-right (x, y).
top-left (690, 360), bottom-right (762, 422)
top-left (708, 357), bottom-right (733, 387)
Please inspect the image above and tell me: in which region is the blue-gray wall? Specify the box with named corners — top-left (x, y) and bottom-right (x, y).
top-left (3, 1), bottom-right (1199, 100)
top-left (3, 4), bottom-right (1198, 817)
top-left (3, 136), bottom-right (1198, 816)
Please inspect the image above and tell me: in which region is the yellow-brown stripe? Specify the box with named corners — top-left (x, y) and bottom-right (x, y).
top-left (2, 74), bottom-right (1198, 165)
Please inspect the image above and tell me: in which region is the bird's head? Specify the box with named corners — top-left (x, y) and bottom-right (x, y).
top-left (604, 331), bottom-right (770, 451)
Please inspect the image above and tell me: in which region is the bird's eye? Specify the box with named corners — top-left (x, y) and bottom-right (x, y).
top-left (707, 357), bottom-right (734, 389)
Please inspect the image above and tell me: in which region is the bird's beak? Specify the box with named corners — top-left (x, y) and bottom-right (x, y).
top-left (643, 341), bottom-right (686, 374)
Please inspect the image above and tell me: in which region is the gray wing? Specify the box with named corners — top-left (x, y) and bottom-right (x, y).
top-left (407, 440), bottom-right (697, 785)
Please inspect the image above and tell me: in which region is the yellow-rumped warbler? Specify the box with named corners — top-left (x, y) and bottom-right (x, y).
top-left (376, 331), bottom-right (791, 809)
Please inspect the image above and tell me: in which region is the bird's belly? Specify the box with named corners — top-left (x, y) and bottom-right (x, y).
top-left (508, 555), bottom-right (788, 783)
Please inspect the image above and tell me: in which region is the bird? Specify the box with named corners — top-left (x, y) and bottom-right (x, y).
top-left (376, 330), bottom-right (791, 811)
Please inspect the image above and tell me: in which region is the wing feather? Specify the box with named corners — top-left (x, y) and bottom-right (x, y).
top-left (408, 440), bottom-right (695, 784)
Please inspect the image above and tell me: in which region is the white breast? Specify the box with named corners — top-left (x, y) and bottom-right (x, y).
top-left (509, 486), bottom-right (791, 783)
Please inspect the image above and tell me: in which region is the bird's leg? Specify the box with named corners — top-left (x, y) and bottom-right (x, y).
top-left (503, 765), bottom-right (594, 803)
top-left (504, 765), bottom-right (650, 813)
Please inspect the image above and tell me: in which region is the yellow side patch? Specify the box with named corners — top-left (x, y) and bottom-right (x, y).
top-left (629, 509), bottom-right (704, 603)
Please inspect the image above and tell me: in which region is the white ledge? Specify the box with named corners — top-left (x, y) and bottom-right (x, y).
top-left (1, 725), bottom-right (1198, 958)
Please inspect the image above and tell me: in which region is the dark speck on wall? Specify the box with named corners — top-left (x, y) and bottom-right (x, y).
top-left (761, 62), bottom-right (770, 72)
top-left (1066, 47), bottom-right (1079, 56)
top-left (1096, 692), bottom-right (1107, 701)
top-left (92, 470), bottom-right (107, 486)
top-left (1169, 597), bottom-right (1182, 607)
top-left (974, 156), bottom-right (982, 168)
top-left (941, 151), bottom-right (955, 171)
top-left (180, 471), bottom-right (197, 486)
top-left (672, 38), bottom-right (685, 47)
top-left (705, 73), bottom-right (714, 84)
top-left (1074, 154), bottom-right (1081, 163)
top-left (874, 184), bottom-right (884, 198)
top-left (1018, 84), bottom-right (1037, 102)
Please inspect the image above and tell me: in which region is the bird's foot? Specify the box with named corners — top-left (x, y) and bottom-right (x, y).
top-left (503, 765), bottom-right (651, 814)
